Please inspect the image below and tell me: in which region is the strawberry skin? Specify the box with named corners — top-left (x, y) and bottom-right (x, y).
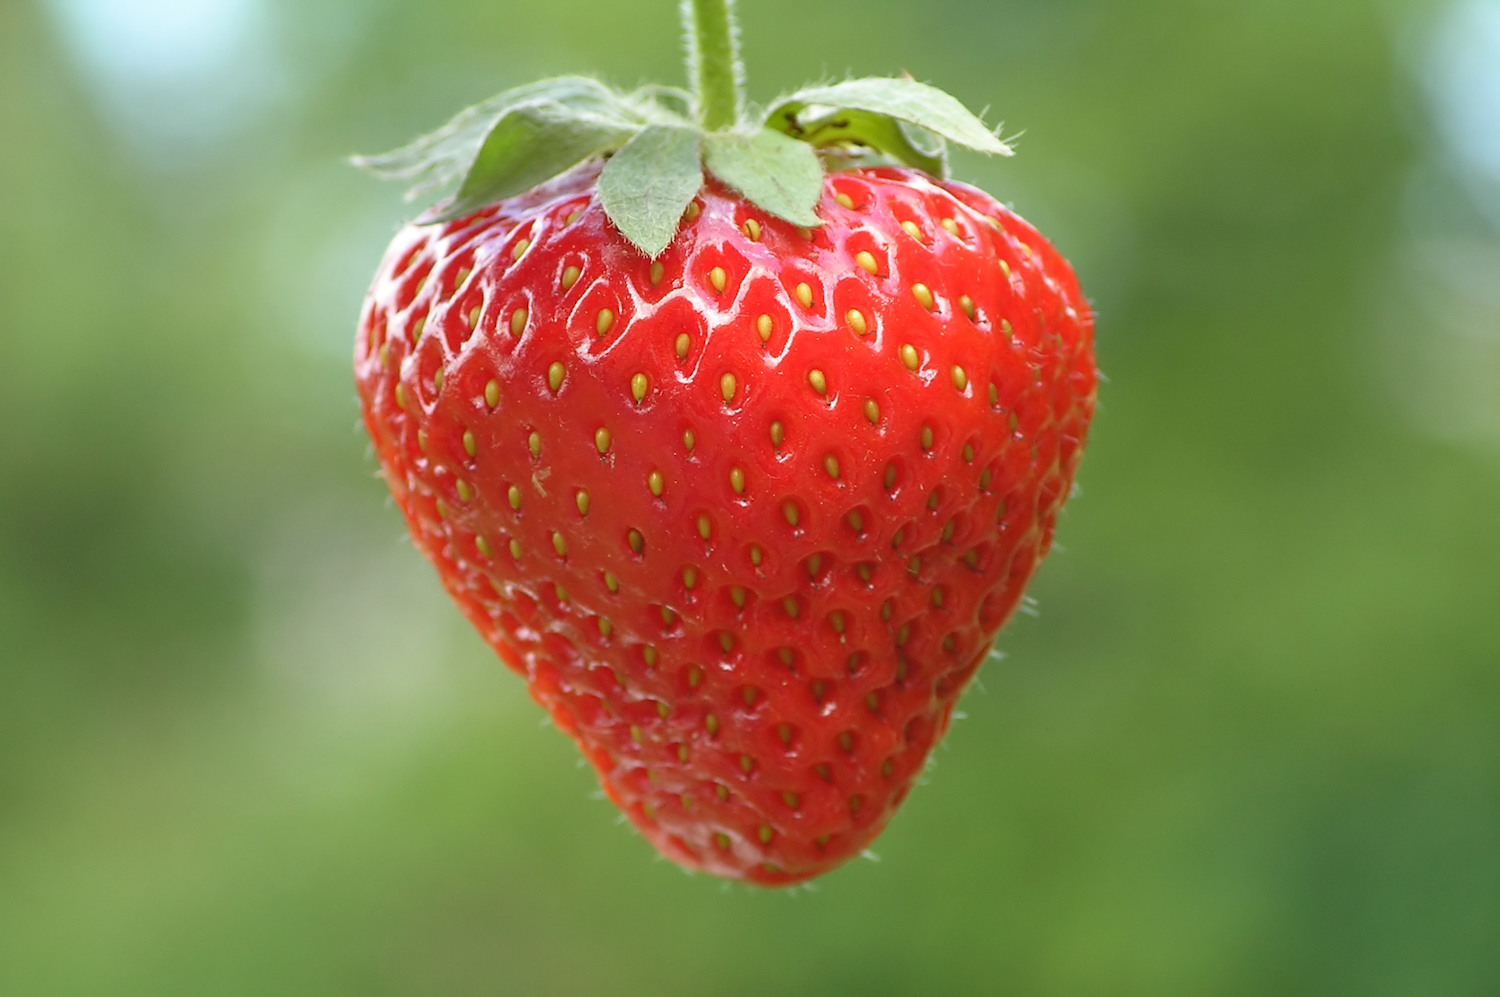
top-left (355, 161), bottom-right (1095, 885)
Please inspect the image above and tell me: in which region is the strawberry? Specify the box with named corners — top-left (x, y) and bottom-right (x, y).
top-left (353, 0), bottom-right (1095, 885)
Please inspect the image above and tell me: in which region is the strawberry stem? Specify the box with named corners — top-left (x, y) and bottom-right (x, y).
top-left (682, 0), bottom-right (744, 131)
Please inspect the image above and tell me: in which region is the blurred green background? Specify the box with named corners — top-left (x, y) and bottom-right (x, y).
top-left (3, 0), bottom-right (1498, 992)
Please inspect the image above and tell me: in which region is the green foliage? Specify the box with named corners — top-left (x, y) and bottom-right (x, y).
top-left (701, 127), bottom-right (824, 227)
top-left (598, 125), bottom-right (704, 256)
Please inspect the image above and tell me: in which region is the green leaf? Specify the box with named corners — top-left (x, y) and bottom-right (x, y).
top-left (793, 109), bottom-right (948, 176)
top-left (351, 77), bottom-right (642, 203)
top-left (432, 102), bottom-right (640, 223)
top-left (599, 125), bottom-right (704, 257)
top-left (766, 77), bottom-right (1012, 158)
top-left (703, 128), bottom-right (824, 228)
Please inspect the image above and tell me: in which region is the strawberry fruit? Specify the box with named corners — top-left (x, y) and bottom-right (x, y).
top-left (353, 0), bottom-right (1096, 885)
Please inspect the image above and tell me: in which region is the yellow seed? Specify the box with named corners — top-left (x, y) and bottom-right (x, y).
top-left (631, 372), bottom-right (649, 403)
top-left (830, 611), bottom-right (845, 634)
top-left (824, 454), bottom-right (839, 478)
top-left (756, 314), bottom-right (772, 342)
top-left (729, 467), bottom-right (746, 494)
top-left (951, 366), bottom-right (968, 391)
top-left (742, 218), bottom-right (761, 241)
top-left (705, 713), bottom-right (718, 736)
top-left (884, 465), bottom-right (898, 491)
top-left (417, 430), bottom-right (428, 453)
top-left (467, 306), bottom-right (481, 329)
top-left (710, 266), bottom-right (727, 293)
top-left (769, 420), bottom-right (784, 447)
top-left (565, 209), bottom-right (582, 225)
top-left (999, 259), bottom-right (1012, 278)
top-left (648, 471), bottom-right (664, 497)
top-left (912, 282), bottom-right (934, 310)
top-left (595, 427), bottom-right (612, 454)
top-left (834, 192), bottom-right (854, 209)
top-left (596, 308), bottom-right (614, 336)
top-left (783, 597), bottom-right (800, 619)
top-left (988, 383), bottom-right (999, 406)
top-left (864, 398), bottom-right (879, 424)
top-left (642, 644), bottom-right (657, 666)
top-left (510, 308), bottom-right (527, 336)
top-left (630, 724), bottom-right (642, 744)
top-left (959, 294), bottom-right (975, 319)
top-left (696, 514), bottom-right (712, 540)
top-left (456, 480), bottom-right (473, 502)
top-left (901, 343), bottom-right (920, 371)
top-left (394, 383), bottom-right (407, 409)
top-left (901, 220), bottom-right (923, 241)
top-left (730, 587), bottom-right (746, 609)
top-left (795, 282), bottom-right (813, 309)
top-left (847, 308), bottom-right (868, 335)
top-left (507, 484), bottom-right (521, 510)
top-left (674, 332), bottom-right (690, 359)
top-left (682, 566), bottom-right (697, 588)
top-left (808, 369), bottom-right (827, 395)
top-left (720, 372), bottom-right (736, 404)
top-left (685, 201), bottom-right (701, 221)
top-left (1020, 242), bottom-right (1034, 258)
top-left (575, 490), bottom-right (590, 516)
top-left (511, 238), bottom-right (529, 261)
top-left (682, 429), bottom-right (695, 452)
top-left (410, 316), bottom-right (425, 341)
top-left (979, 468), bottom-right (992, 491)
top-left (552, 532), bottom-right (567, 557)
top-left (462, 429), bottom-right (476, 456)
top-left (475, 535), bottom-right (492, 558)
top-left (758, 824), bottom-right (774, 844)
top-left (561, 265), bottom-right (580, 291)
top-left (484, 380), bottom-right (500, 409)
top-left (797, 226), bottom-right (813, 240)
top-left (528, 431), bottom-right (541, 457)
top-left (806, 554), bottom-right (822, 576)
top-left (963, 442), bottom-right (975, 462)
top-left (855, 250), bottom-right (878, 275)
top-left (718, 631), bottom-right (734, 654)
top-left (600, 618), bottom-right (613, 638)
top-left (649, 260), bottom-right (664, 286)
top-left (628, 528), bottom-right (644, 554)
top-left (454, 266), bottom-right (471, 287)
top-left (927, 491), bottom-right (940, 511)
top-left (547, 361), bottom-right (565, 392)
top-left (749, 544), bottom-right (763, 566)
top-left (377, 342), bottom-right (389, 369)
top-left (940, 217), bottom-right (959, 235)
top-left (848, 511), bottom-right (864, 533)
top-left (783, 501), bottom-right (800, 528)
top-left (433, 368), bottom-right (444, 393)
top-left (1000, 318), bottom-right (1013, 338)
top-left (689, 666), bottom-right (703, 689)
top-left (921, 425), bottom-right (934, 451)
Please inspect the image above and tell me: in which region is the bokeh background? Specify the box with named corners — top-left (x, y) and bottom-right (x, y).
top-left (3, 0), bottom-right (1498, 992)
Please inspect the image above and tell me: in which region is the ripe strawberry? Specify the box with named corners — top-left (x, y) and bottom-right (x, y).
top-left (353, 0), bottom-right (1095, 885)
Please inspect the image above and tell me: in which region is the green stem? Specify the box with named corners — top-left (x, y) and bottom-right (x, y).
top-left (683, 0), bottom-right (743, 131)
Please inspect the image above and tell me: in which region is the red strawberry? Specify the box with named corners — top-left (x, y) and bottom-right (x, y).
top-left (353, 0), bottom-right (1095, 885)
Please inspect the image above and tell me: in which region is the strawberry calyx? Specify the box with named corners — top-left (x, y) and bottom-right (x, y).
top-left (351, 0), bottom-right (1014, 257)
